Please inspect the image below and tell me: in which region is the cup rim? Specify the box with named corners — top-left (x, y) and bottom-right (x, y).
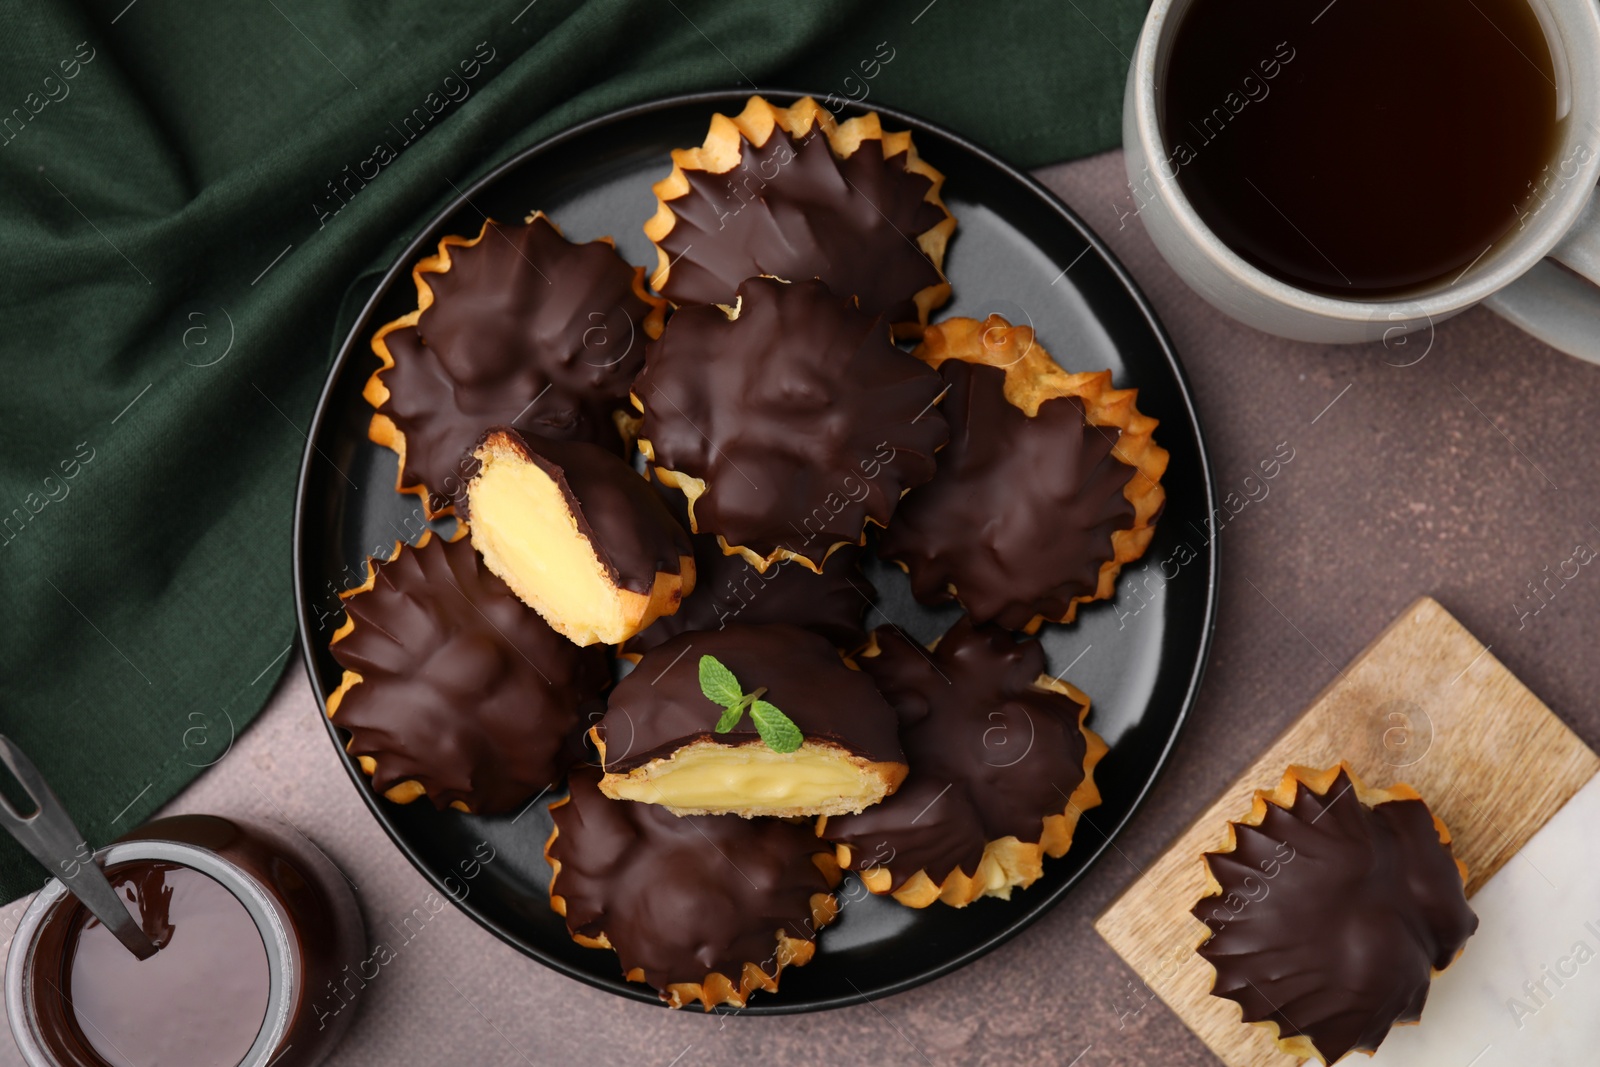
top-left (1130, 0), bottom-right (1600, 324)
top-left (4, 840), bottom-right (295, 1067)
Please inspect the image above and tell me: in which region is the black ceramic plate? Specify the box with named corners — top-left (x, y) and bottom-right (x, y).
top-left (293, 90), bottom-right (1216, 1013)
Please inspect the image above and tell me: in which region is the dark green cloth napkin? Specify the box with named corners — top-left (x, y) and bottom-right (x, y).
top-left (0, 0), bottom-right (1144, 901)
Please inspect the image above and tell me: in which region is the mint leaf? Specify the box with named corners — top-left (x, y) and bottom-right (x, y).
top-left (714, 701), bottom-right (744, 733)
top-left (698, 658), bottom-right (795, 752)
top-left (750, 700), bottom-right (802, 754)
top-left (698, 654), bottom-right (742, 708)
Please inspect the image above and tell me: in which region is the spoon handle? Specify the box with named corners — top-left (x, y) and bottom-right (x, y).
top-left (0, 736), bottom-right (158, 961)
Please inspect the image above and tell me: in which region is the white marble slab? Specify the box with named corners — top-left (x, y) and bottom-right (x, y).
top-left (1368, 771), bottom-right (1600, 1067)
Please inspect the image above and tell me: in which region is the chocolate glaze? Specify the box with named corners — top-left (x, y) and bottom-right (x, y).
top-left (1194, 771), bottom-right (1478, 1062)
top-left (596, 623), bottom-right (903, 772)
top-left (656, 122), bottom-right (949, 326)
top-left (549, 767), bottom-right (835, 997)
top-left (879, 359), bottom-right (1136, 629)
top-left (621, 487), bottom-right (875, 656)
top-left (635, 277), bottom-right (948, 566)
top-left (475, 427), bottom-right (692, 595)
top-left (330, 534), bottom-right (609, 813)
top-left (822, 618), bottom-right (1090, 889)
top-left (62, 862), bottom-right (269, 1067)
top-left (377, 216), bottom-right (657, 511)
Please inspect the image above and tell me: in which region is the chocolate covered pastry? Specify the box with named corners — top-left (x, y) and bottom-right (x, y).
top-left (1193, 763), bottom-right (1477, 1064)
top-left (634, 276), bottom-right (949, 572)
top-left (592, 624), bottom-right (906, 817)
top-left (366, 213), bottom-right (667, 516)
top-left (546, 766), bottom-right (841, 1009)
top-left (326, 532), bottom-right (609, 814)
top-left (879, 315), bottom-right (1167, 632)
top-left (819, 618), bottom-right (1106, 907)
top-left (645, 95), bottom-right (955, 337)
top-left (620, 488), bottom-right (875, 659)
top-left (466, 428), bottom-right (695, 646)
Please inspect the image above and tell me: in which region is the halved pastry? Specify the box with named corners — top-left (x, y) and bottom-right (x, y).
top-left (365, 212), bottom-right (666, 517)
top-left (591, 623), bottom-right (906, 818)
top-left (547, 767), bottom-right (841, 1010)
top-left (819, 617), bottom-right (1107, 907)
top-left (879, 314), bottom-right (1168, 632)
top-left (1192, 763), bottom-right (1477, 1065)
top-left (645, 94), bottom-right (955, 337)
top-left (633, 276), bottom-right (948, 573)
top-left (467, 427), bottom-right (694, 646)
top-left (326, 530), bottom-right (608, 814)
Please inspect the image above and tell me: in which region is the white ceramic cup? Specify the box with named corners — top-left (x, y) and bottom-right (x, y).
top-left (1123, 0), bottom-right (1600, 353)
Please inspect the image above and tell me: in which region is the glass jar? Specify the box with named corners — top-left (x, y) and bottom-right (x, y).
top-left (5, 814), bottom-right (364, 1067)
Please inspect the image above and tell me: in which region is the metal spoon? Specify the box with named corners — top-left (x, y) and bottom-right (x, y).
top-left (0, 735), bottom-right (158, 960)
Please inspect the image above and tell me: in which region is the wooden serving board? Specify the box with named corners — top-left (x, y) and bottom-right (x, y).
top-left (1094, 596), bottom-right (1600, 1067)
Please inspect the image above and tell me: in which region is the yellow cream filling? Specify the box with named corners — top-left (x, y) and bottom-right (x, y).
top-left (609, 743), bottom-right (874, 812)
top-left (469, 452), bottom-right (628, 646)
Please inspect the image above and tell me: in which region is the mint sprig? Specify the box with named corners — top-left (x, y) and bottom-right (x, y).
top-left (698, 654), bottom-right (803, 754)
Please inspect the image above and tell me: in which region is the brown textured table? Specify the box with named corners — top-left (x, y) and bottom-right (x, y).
top-left (5, 151), bottom-right (1598, 1067)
